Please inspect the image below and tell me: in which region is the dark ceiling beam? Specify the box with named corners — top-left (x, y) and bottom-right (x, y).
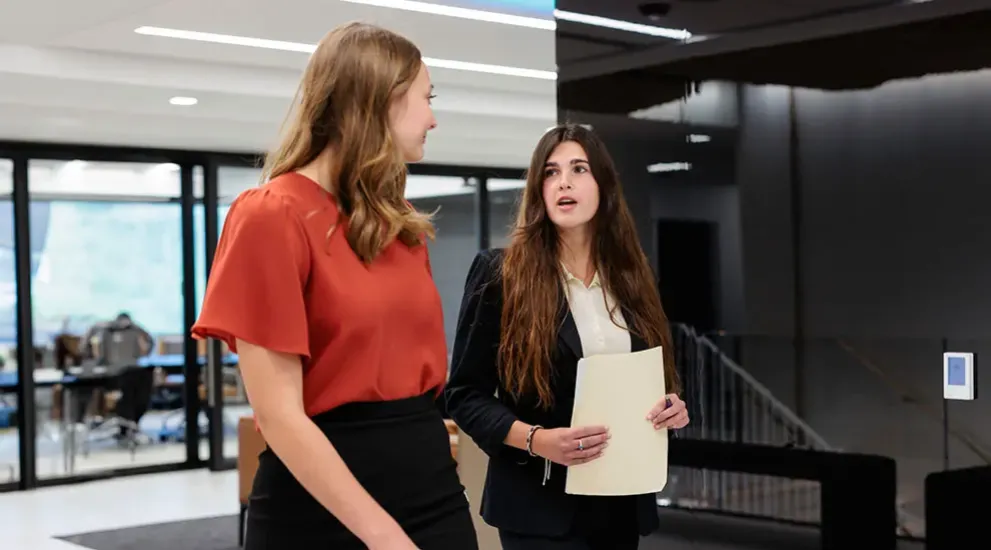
top-left (558, 0), bottom-right (991, 83)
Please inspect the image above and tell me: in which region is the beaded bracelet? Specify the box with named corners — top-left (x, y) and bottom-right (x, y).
top-left (525, 424), bottom-right (543, 457)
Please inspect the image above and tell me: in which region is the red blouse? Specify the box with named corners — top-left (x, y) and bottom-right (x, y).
top-left (192, 172), bottom-right (448, 416)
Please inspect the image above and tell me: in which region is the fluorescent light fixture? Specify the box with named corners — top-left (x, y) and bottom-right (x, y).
top-left (339, 0), bottom-right (555, 30)
top-left (555, 10), bottom-right (691, 40)
top-left (169, 96), bottom-right (198, 106)
top-left (405, 175), bottom-right (472, 199)
top-left (135, 26), bottom-right (555, 80)
top-left (487, 179), bottom-right (526, 192)
top-left (136, 26), bottom-right (315, 52)
top-left (647, 162), bottom-right (692, 173)
top-left (687, 134), bottom-right (711, 143)
top-left (146, 162), bottom-right (180, 174)
top-left (423, 58), bottom-right (554, 80)
top-left (338, 0), bottom-right (690, 39)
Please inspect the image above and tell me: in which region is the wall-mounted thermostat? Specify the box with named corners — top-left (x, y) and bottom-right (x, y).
top-left (943, 352), bottom-right (976, 401)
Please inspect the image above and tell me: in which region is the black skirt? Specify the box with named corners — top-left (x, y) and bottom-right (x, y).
top-left (245, 393), bottom-right (478, 549)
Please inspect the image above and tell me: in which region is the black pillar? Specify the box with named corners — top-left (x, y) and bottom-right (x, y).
top-left (473, 176), bottom-right (490, 251)
top-left (12, 155), bottom-right (36, 489)
top-left (203, 160), bottom-right (226, 469)
top-left (179, 163), bottom-right (201, 464)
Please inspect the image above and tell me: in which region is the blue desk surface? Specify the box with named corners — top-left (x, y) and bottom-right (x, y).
top-left (0, 353), bottom-right (238, 388)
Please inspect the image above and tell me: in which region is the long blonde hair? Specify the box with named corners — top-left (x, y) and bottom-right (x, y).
top-left (261, 21), bottom-right (435, 262)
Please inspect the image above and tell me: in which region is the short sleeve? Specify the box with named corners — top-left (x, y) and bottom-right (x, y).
top-left (192, 189), bottom-right (311, 358)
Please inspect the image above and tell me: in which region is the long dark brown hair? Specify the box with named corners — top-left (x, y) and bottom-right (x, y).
top-left (498, 124), bottom-right (679, 408)
top-left (261, 22), bottom-right (434, 263)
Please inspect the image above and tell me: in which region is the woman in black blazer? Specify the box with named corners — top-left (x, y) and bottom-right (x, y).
top-left (445, 124), bottom-right (690, 550)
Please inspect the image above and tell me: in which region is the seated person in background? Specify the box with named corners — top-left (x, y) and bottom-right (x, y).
top-left (77, 312), bottom-right (155, 433)
top-left (81, 312), bottom-right (153, 364)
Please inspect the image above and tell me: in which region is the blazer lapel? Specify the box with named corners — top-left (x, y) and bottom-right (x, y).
top-left (559, 307), bottom-right (583, 359)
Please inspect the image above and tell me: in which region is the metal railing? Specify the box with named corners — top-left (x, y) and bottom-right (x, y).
top-left (660, 325), bottom-right (921, 537)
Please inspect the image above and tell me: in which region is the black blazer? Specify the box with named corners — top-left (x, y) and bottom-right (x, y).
top-left (445, 249), bottom-right (660, 537)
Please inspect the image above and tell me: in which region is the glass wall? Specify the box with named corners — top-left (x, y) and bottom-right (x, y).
top-left (27, 159), bottom-right (191, 479)
top-left (0, 146), bottom-right (517, 491)
top-left (407, 175), bottom-right (479, 349)
top-left (0, 159), bottom-right (17, 486)
top-left (487, 178), bottom-right (525, 248)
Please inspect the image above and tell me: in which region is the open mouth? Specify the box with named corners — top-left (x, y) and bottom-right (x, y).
top-left (557, 198), bottom-right (577, 206)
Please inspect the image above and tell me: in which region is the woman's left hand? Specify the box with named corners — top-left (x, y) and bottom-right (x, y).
top-left (646, 394), bottom-right (689, 430)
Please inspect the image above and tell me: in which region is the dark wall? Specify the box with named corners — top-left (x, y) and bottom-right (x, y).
top-left (736, 73), bottom-right (991, 516)
top-left (577, 120), bottom-right (746, 333)
top-left (650, 181), bottom-right (744, 332)
top-left (414, 189), bottom-right (520, 352)
top-left (740, 70), bottom-right (991, 339)
top-left (796, 73), bottom-right (991, 340)
top-left (412, 194), bottom-right (481, 350)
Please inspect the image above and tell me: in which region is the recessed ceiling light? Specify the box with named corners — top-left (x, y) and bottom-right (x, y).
top-left (135, 26), bottom-right (556, 80)
top-left (169, 96), bottom-right (198, 106)
top-left (647, 162), bottom-right (692, 173)
top-left (338, 0), bottom-right (691, 39)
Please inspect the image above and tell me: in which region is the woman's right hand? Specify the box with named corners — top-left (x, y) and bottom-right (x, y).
top-left (531, 425), bottom-right (610, 466)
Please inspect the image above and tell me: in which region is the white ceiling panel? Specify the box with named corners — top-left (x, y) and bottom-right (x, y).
top-left (0, 0), bottom-right (557, 168)
top-left (0, 0), bottom-right (170, 43)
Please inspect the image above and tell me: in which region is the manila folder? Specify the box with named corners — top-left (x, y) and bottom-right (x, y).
top-left (565, 346), bottom-right (668, 496)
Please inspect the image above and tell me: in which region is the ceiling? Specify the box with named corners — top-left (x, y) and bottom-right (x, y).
top-left (0, 0), bottom-right (557, 168)
top-left (560, 0), bottom-right (906, 35)
top-left (7, 0), bottom-right (957, 170)
top-left (557, 0), bottom-right (991, 114)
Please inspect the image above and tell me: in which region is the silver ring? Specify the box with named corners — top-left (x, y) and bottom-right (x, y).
top-left (578, 439), bottom-right (584, 451)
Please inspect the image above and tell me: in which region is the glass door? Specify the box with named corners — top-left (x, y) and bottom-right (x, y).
top-left (24, 158), bottom-right (198, 481)
top-left (0, 158), bottom-right (19, 489)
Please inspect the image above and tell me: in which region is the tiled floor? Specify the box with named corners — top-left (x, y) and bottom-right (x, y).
top-left (1, 406), bottom-right (251, 481)
top-left (0, 469), bottom-right (240, 550)
top-left (0, 467), bottom-right (926, 550)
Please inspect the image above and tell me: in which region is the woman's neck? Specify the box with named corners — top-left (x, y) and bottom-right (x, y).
top-left (296, 148), bottom-right (337, 194)
top-left (558, 225), bottom-right (594, 284)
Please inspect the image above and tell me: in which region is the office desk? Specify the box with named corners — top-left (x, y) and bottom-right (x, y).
top-left (0, 353), bottom-right (240, 389)
top-left (0, 354), bottom-right (240, 475)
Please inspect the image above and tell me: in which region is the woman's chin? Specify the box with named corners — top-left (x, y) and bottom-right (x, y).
top-left (403, 145), bottom-right (425, 163)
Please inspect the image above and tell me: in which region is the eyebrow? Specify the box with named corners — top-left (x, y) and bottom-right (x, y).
top-left (544, 158), bottom-right (589, 167)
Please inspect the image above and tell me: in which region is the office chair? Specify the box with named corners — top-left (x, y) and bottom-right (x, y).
top-left (77, 323), bottom-right (156, 457)
top-left (81, 366), bottom-right (155, 456)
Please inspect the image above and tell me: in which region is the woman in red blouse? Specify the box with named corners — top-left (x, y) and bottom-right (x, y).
top-left (193, 22), bottom-right (477, 550)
